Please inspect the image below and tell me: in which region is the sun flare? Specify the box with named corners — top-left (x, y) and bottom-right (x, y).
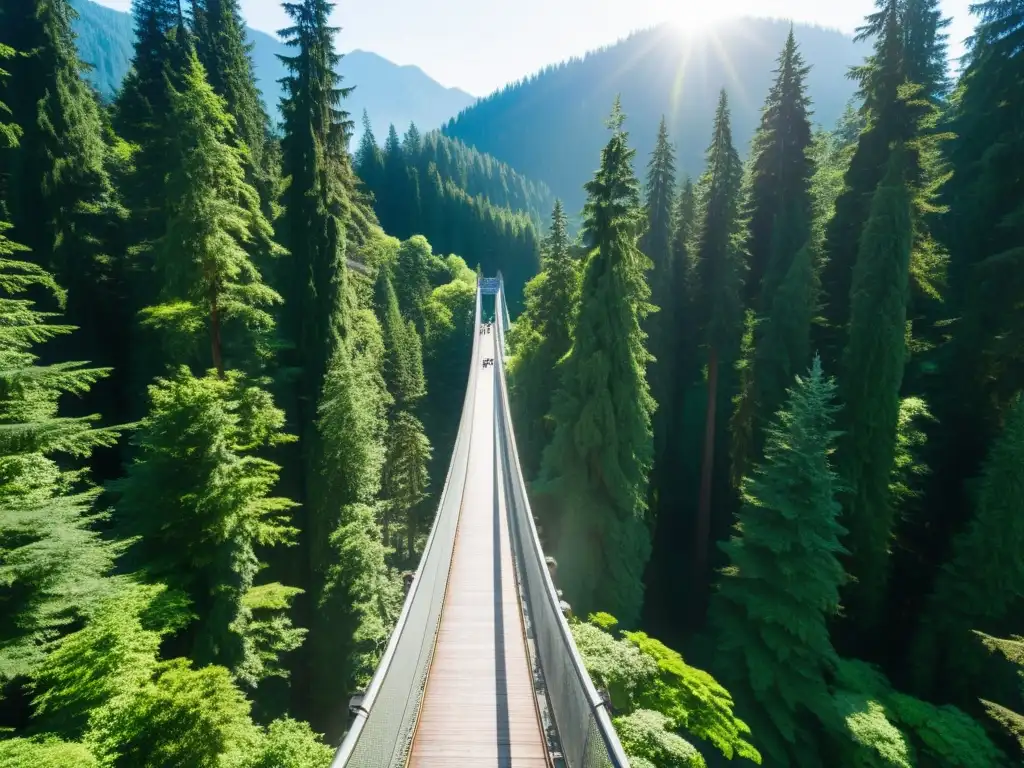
top-left (664, 5), bottom-right (733, 35)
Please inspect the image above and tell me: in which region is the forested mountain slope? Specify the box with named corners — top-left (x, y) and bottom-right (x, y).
top-left (69, 0), bottom-right (476, 139)
top-left (355, 122), bottom-right (547, 311)
top-left (445, 18), bottom-right (869, 215)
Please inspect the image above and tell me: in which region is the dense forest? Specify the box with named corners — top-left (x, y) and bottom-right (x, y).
top-left (0, 0), bottom-right (1022, 765)
top-left (503, 0), bottom-right (1024, 764)
top-left (443, 18), bottom-right (870, 217)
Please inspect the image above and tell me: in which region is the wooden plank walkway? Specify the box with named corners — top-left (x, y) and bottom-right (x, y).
top-left (407, 328), bottom-right (549, 767)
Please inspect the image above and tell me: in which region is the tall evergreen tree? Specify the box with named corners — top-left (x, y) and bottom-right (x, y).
top-left (191, 0), bottom-right (272, 181)
top-left (711, 357), bottom-right (847, 767)
top-left (508, 199), bottom-right (580, 478)
top-left (912, 394), bottom-right (1024, 704)
top-left (143, 51), bottom-right (283, 378)
top-left (0, 0), bottom-right (128, 424)
top-left (355, 111), bottom-right (384, 197)
top-left (835, 149), bottom-right (912, 639)
top-left (537, 99), bottom-right (654, 627)
top-left (0, 223), bottom-right (122, 693)
top-left (640, 117), bottom-right (677, 461)
top-left (278, 0), bottom-right (353, 424)
top-left (743, 27), bottom-right (814, 312)
top-left (730, 30), bottom-right (816, 485)
top-left (691, 90), bottom-right (745, 584)
top-left (917, 0), bottom-right (1024, 632)
top-left (313, 305), bottom-right (400, 733)
top-left (373, 267), bottom-right (430, 560)
top-left (114, 368), bottom-right (303, 688)
top-left (817, 0), bottom-right (949, 369)
top-left (0, 37), bottom-right (121, 703)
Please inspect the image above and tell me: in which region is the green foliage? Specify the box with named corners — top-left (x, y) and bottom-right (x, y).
top-left (144, 51), bottom-right (283, 375)
top-left (913, 394), bottom-right (1024, 702)
top-left (572, 613), bottom-right (759, 764)
top-left (975, 632), bottom-right (1024, 755)
top-left (836, 150), bottom-right (913, 633)
top-left (538, 99), bottom-right (654, 626)
top-left (623, 631), bottom-right (760, 762)
top-left (0, 227), bottom-right (121, 684)
top-left (245, 718), bottom-right (333, 768)
top-left (828, 658), bottom-right (1005, 768)
top-left (712, 356), bottom-right (846, 766)
top-left (508, 199), bottom-right (581, 477)
top-left (614, 709), bottom-right (707, 768)
top-left (0, 736), bottom-right (98, 767)
top-left (114, 367), bottom-right (301, 686)
top-left (355, 123), bottom-right (543, 311)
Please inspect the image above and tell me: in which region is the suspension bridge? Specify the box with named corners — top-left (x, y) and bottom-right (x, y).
top-left (331, 276), bottom-right (629, 767)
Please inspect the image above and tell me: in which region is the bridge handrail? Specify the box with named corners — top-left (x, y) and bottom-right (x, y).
top-left (332, 280), bottom-right (483, 767)
top-left (494, 279), bottom-right (630, 768)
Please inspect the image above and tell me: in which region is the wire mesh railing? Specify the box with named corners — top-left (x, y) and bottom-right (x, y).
top-left (493, 279), bottom-right (630, 768)
top-left (332, 283), bottom-right (483, 768)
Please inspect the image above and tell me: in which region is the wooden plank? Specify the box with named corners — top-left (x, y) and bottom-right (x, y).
top-left (407, 330), bottom-right (549, 768)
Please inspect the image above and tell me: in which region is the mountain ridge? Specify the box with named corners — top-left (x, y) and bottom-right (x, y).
top-left (444, 18), bottom-right (871, 216)
top-left (69, 0), bottom-right (476, 142)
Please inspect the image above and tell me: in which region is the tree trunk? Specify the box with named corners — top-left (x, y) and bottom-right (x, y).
top-left (211, 299), bottom-right (224, 378)
top-left (695, 346), bottom-right (719, 582)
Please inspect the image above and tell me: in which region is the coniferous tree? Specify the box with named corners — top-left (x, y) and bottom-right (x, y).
top-left (355, 111), bottom-right (384, 197)
top-left (817, 0), bottom-right (949, 369)
top-left (143, 51), bottom-right (283, 378)
top-left (115, 368), bottom-right (303, 687)
top-left (691, 90), bottom-right (745, 584)
top-left (313, 305), bottom-right (400, 732)
top-left (640, 117), bottom-right (676, 461)
top-left (0, 44), bottom-right (122, 699)
top-left (730, 30), bottom-right (816, 485)
top-left (0, 222), bottom-right (121, 691)
top-left (712, 356), bottom-right (847, 766)
top-left (373, 267), bottom-right (430, 560)
top-left (918, 0), bottom-right (1024, 627)
top-left (278, 0), bottom-right (353, 428)
top-left (115, 0), bottom-right (191, 236)
top-left (191, 0), bottom-right (272, 182)
top-left (743, 28), bottom-right (814, 311)
top-left (836, 149), bottom-right (912, 639)
top-left (912, 394), bottom-right (1024, 704)
top-left (537, 99), bottom-right (654, 627)
top-left (0, 0), bottom-right (126, 383)
top-left (508, 199), bottom-right (580, 478)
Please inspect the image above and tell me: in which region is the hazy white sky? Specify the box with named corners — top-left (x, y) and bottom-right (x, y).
top-left (92, 0), bottom-right (976, 96)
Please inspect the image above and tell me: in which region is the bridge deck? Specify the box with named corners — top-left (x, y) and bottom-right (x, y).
top-left (407, 329), bottom-right (549, 767)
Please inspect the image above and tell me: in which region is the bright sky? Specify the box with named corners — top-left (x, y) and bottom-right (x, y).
top-left (93, 0), bottom-right (976, 96)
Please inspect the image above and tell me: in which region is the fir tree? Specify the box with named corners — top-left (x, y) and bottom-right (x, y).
top-left (743, 27), bottom-right (814, 312)
top-left (0, 221), bottom-right (121, 689)
top-left (537, 99), bottom-right (654, 626)
top-left (817, 0), bottom-right (950, 369)
top-left (730, 30), bottom-right (816, 485)
top-left (912, 394), bottom-right (1024, 704)
top-left (278, 0), bottom-right (353, 425)
top-left (836, 149), bottom-right (912, 639)
top-left (372, 266), bottom-right (431, 560)
top-left (711, 356), bottom-right (847, 766)
top-left (313, 306), bottom-right (400, 731)
top-left (0, 0), bottom-right (126, 370)
top-left (114, 368), bottom-right (303, 687)
top-left (355, 111), bottom-right (384, 197)
top-left (143, 51), bottom-right (283, 378)
top-left (691, 90), bottom-right (746, 584)
top-left (508, 199), bottom-right (580, 477)
top-left (640, 117), bottom-right (676, 461)
top-left (191, 0), bottom-right (272, 181)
